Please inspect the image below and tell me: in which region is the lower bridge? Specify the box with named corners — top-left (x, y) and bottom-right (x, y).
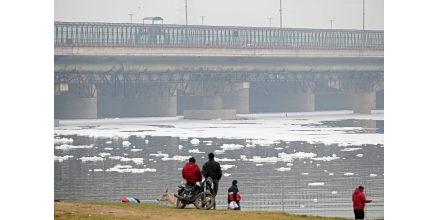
top-left (54, 56), bottom-right (383, 123)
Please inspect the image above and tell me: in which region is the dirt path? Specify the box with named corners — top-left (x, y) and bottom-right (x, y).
top-left (54, 202), bottom-right (180, 219)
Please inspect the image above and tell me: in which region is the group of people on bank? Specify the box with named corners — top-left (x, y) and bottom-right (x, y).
top-left (182, 153), bottom-right (240, 210)
top-left (182, 152), bottom-right (371, 218)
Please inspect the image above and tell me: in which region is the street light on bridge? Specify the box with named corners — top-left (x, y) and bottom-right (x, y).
top-left (279, 0), bottom-right (282, 28)
top-left (128, 14), bottom-right (134, 23)
top-left (329, 20), bottom-right (334, 29)
top-left (268, 18), bottom-right (272, 28)
top-left (200, 16), bottom-right (205, 25)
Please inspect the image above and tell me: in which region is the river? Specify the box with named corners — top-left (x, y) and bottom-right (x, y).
top-left (54, 110), bottom-right (384, 219)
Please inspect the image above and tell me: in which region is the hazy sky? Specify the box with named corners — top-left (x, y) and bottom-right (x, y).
top-left (54, 0), bottom-right (384, 30)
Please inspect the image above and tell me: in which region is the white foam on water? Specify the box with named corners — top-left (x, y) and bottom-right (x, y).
top-left (98, 152), bottom-right (111, 157)
top-left (162, 155), bottom-right (190, 162)
top-left (54, 138), bottom-right (74, 144)
top-left (122, 141), bottom-right (131, 147)
top-left (220, 144), bottom-right (244, 150)
top-left (340, 147), bottom-right (362, 151)
top-left (308, 182), bottom-right (325, 186)
top-left (188, 149), bottom-right (204, 153)
top-left (190, 138), bottom-right (200, 144)
top-left (79, 156), bottom-right (104, 162)
top-left (216, 158), bottom-right (237, 162)
top-left (312, 155), bottom-right (340, 161)
top-left (276, 167), bottom-right (291, 171)
top-left (55, 111), bottom-right (383, 146)
top-left (221, 164), bottom-right (237, 170)
top-left (54, 155), bottom-right (74, 162)
top-left (55, 144), bottom-right (94, 150)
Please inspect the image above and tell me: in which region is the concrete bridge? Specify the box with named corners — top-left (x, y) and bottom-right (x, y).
top-left (54, 22), bottom-right (383, 124)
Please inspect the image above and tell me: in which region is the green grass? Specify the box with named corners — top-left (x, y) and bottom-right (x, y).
top-left (54, 201), bottom-right (384, 220)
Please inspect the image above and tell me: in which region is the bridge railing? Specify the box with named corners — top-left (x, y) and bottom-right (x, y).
top-left (54, 22), bottom-right (383, 49)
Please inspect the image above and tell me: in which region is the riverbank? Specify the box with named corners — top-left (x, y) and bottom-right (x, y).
top-left (54, 201), bottom-right (383, 220)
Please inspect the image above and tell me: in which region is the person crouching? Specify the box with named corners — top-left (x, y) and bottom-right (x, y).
top-left (228, 180), bottom-right (241, 210)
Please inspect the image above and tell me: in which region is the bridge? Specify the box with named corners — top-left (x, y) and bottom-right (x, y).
top-left (54, 22), bottom-right (384, 123)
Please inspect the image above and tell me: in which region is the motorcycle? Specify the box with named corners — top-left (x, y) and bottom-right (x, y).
top-left (173, 177), bottom-right (215, 210)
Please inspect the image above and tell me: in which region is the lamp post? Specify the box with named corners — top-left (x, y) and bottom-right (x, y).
top-left (279, 0), bottom-right (282, 28)
top-left (268, 18), bottom-right (272, 28)
top-left (128, 14), bottom-right (134, 23)
top-left (329, 20), bottom-right (334, 29)
top-left (200, 16), bottom-right (205, 25)
top-left (362, 0), bottom-right (365, 48)
top-left (363, 0), bottom-right (365, 31)
top-left (185, 0), bottom-right (188, 25)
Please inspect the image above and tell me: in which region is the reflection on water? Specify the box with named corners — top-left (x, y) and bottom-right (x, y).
top-left (54, 119), bottom-right (384, 219)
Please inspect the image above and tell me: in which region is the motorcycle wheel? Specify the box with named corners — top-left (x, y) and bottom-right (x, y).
top-left (176, 190), bottom-right (187, 209)
top-left (193, 193), bottom-right (215, 210)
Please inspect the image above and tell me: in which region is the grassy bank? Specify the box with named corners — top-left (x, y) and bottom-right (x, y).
top-left (54, 201), bottom-right (383, 220)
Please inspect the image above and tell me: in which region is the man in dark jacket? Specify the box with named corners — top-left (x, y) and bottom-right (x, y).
top-left (352, 186), bottom-right (372, 219)
top-left (228, 180), bottom-right (241, 210)
top-left (182, 157), bottom-right (202, 185)
top-left (202, 152), bottom-right (222, 210)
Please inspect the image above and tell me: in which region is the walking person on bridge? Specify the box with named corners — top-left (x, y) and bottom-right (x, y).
top-left (352, 186), bottom-right (372, 219)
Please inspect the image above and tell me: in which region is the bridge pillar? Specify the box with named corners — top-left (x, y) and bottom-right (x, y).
top-left (184, 95), bottom-right (236, 120)
top-left (54, 83), bottom-right (69, 126)
top-left (98, 96), bottom-right (177, 118)
top-left (54, 83), bottom-right (69, 96)
top-left (353, 92), bottom-right (375, 114)
top-left (284, 82), bottom-right (315, 112)
top-left (203, 96), bottom-right (223, 109)
top-left (223, 89), bottom-right (249, 114)
top-left (54, 85), bottom-right (97, 119)
top-left (284, 94), bottom-right (315, 112)
top-left (223, 83), bottom-right (250, 114)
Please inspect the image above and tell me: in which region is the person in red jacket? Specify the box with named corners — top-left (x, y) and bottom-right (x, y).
top-left (182, 157), bottom-right (202, 186)
top-left (352, 186), bottom-right (372, 219)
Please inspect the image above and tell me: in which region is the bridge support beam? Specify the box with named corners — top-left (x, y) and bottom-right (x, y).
top-left (98, 96), bottom-right (177, 118)
top-left (54, 85), bottom-right (97, 119)
top-left (353, 92), bottom-right (375, 114)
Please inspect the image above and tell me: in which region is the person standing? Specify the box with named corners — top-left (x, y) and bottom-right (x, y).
top-left (352, 186), bottom-right (372, 219)
top-left (228, 180), bottom-right (241, 210)
top-left (202, 152), bottom-right (222, 210)
top-left (182, 157), bottom-right (202, 186)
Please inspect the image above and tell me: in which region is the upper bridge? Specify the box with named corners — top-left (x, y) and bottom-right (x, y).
top-left (54, 21), bottom-right (383, 58)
